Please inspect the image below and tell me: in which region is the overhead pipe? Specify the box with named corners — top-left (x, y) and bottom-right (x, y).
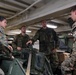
top-left (7, 0), bottom-right (42, 20)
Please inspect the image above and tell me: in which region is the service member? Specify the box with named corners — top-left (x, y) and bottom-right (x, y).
top-left (0, 16), bottom-right (13, 75)
top-left (27, 20), bottom-right (59, 74)
top-left (61, 5), bottom-right (76, 75)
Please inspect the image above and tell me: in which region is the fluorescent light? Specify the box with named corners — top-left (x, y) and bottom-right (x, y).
top-left (7, 29), bottom-right (21, 35)
top-left (6, 29), bottom-right (31, 35)
top-left (47, 24), bottom-right (57, 28)
top-left (26, 30), bottom-right (31, 33)
top-left (68, 33), bottom-right (72, 35)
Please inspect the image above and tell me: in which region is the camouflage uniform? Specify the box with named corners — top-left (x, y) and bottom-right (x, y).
top-left (0, 26), bottom-right (9, 75)
top-left (0, 26), bottom-right (8, 47)
top-left (31, 27), bottom-right (59, 73)
top-left (12, 33), bottom-right (36, 70)
top-left (12, 33), bottom-right (30, 49)
top-left (61, 22), bottom-right (76, 75)
top-left (0, 26), bottom-right (10, 54)
top-left (12, 33), bottom-right (30, 58)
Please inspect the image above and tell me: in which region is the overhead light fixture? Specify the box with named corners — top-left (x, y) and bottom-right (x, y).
top-left (26, 30), bottom-right (31, 33)
top-left (68, 33), bottom-right (72, 35)
top-left (6, 29), bottom-right (31, 35)
top-left (47, 24), bottom-right (57, 29)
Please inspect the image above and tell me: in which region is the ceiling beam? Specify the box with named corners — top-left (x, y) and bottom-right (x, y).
top-left (7, 0), bottom-right (76, 28)
top-left (3, 0), bottom-right (28, 8)
top-left (0, 13), bottom-right (10, 17)
top-left (55, 25), bottom-right (71, 32)
top-left (0, 2), bottom-right (23, 11)
top-left (7, 0), bottom-right (41, 19)
top-left (56, 18), bottom-right (68, 23)
top-left (0, 9), bottom-right (15, 15)
top-left (51, 19), bottom-right (68, 25)
top-left (16, 0), bottom-right (37, 8)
